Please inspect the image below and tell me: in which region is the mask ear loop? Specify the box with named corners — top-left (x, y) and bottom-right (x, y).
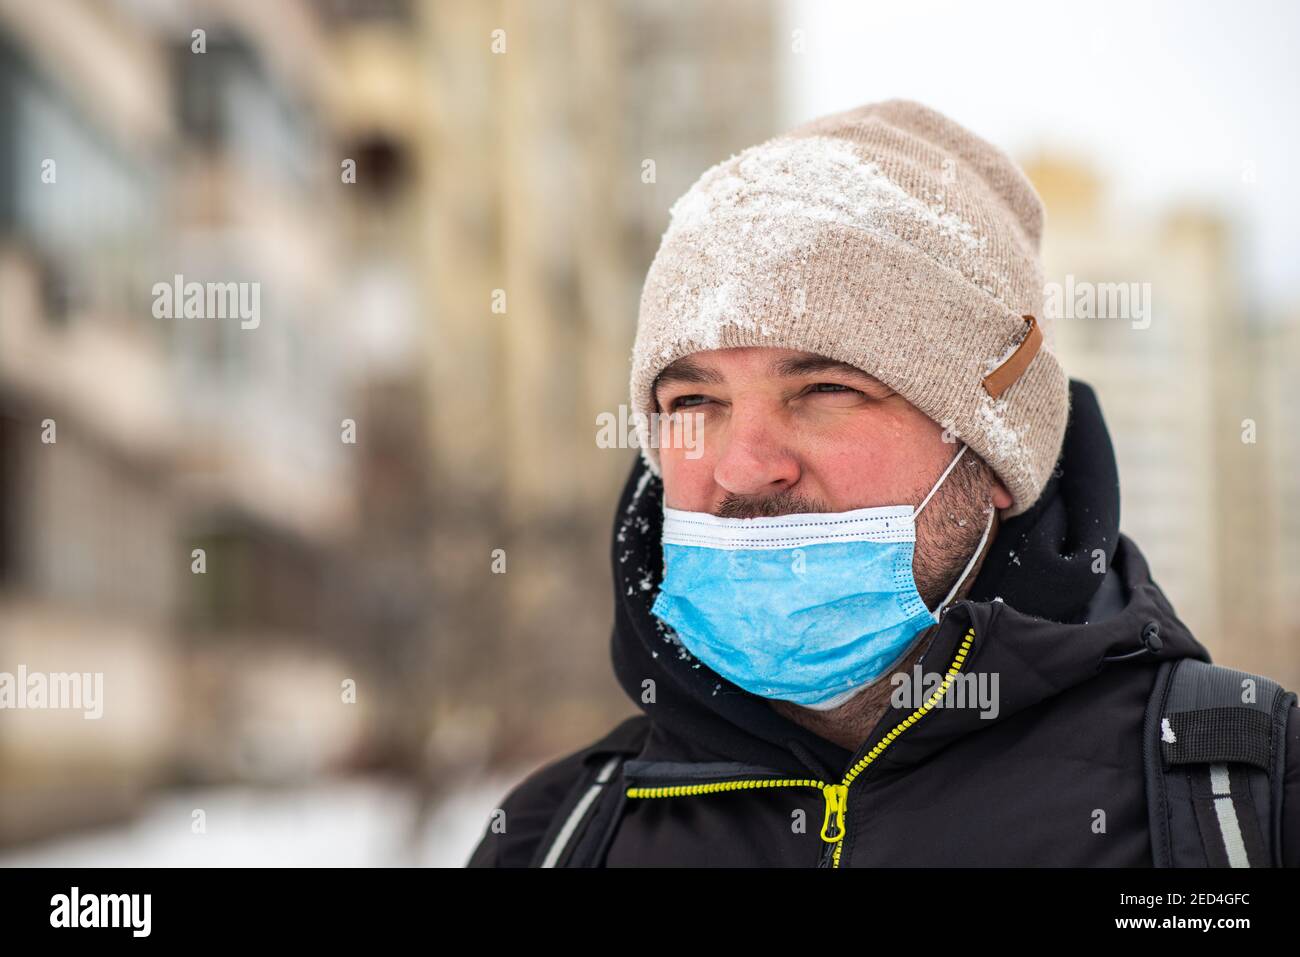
top-left (913, 443), bottom-right (969, 521)
top-left (932, 502), bottom-right (995, 619)
top-left (909, 442), bottom-right (997, 618)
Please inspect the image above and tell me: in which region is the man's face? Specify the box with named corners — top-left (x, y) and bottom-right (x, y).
top-left (652, 346), bottom-right (1013, 609)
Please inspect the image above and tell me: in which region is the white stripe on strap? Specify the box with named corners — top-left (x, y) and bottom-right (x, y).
top-left (540, 755), bottom-right (622, 868)
top-left (1209, 763), bottom-right (1251, 868)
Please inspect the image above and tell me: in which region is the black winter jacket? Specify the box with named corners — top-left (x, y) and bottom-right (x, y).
top-left (468, 380), bottom-right (1300, 867)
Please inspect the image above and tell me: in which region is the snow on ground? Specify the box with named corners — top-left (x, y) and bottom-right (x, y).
top-left (0, 765), bottom-right (537, 868)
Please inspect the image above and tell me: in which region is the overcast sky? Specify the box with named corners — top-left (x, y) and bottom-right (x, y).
top-left (778, 0), bottom-right (1300, 315)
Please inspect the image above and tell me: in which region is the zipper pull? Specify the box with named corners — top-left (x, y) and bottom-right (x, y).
top-left (820, 784), bottom-right (848, 843)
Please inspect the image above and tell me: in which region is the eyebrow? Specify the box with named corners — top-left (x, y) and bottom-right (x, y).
top-left (653, 355), bottom-right (724, 390)
top-left (653, 353), bottom-right (884, 395)
top-left (767, 355), bottom-right (883, 385)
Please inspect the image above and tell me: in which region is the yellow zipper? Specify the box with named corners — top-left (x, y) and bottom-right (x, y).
top-left (625, 626), bottom-right (976, 867)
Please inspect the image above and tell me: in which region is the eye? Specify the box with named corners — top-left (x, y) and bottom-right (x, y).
top-left (806, 382), bottom-right (861, 396)
top-left (667, 394), bottom-right (711, 411)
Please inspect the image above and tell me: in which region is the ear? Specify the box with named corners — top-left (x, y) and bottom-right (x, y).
top-left (991, 478), bottom-right (1013, 511)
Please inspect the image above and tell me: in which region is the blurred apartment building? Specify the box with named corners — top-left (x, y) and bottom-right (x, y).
top-left (1027, 155), bottom-right (1299, 690)
top-left (1252, 308), bottom-right (1300, 690)
top-left (483, 0), bottom-right (779, 758)
top-left (0, 0), bottom-right (428, 845)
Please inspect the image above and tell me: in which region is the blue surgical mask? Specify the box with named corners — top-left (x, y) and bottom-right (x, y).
top-left (650, 443), bottom-right (995, 710)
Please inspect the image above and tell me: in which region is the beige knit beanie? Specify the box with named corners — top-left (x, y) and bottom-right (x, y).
top-left (629, 98), bottom-right (1070, 518)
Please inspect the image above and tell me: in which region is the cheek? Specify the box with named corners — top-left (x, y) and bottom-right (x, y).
top-left (801, 412), bottom-right (928, 504)
top-left (658, 446), bottom-right (715, 510)
top-left (807, 442), bottom-right (882, 505)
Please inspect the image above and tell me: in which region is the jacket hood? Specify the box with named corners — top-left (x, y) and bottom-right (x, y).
top-left (609, 379), bottom-right (1210, 781)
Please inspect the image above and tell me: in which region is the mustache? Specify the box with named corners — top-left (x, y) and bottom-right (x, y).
top-left (715, 490), bottom-right (832, 518)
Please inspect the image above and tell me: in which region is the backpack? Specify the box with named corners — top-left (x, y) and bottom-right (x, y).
top-left (1143, 657), bottom-right (1295, 867)
top-left (538, 659), bottom-right (1296, 867)
top-left (528, 715), bottom-right (651, 868)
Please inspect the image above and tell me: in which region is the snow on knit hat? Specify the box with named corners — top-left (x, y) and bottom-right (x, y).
top-left (629, 98), bottom-right (1070, 518)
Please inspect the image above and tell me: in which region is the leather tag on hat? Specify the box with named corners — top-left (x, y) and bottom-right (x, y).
top-left (982, 314), bottom-right (1042, 399)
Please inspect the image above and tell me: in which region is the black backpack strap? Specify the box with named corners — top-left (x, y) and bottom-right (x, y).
top-left (1144, 658), bottom-right (1296, 867)
top-left (528, 715), bottom-right (650, 868)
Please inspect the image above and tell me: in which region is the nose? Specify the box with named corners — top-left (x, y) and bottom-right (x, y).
top-left (712, 413), bottom-right (801, 497)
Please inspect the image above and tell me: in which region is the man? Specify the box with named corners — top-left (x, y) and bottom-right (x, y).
top-left (468, 99), bottom-right (1299, 867)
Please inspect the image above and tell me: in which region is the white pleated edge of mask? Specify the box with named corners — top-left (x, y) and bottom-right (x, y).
top-left (660, 504), bottom-right (916, 550)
